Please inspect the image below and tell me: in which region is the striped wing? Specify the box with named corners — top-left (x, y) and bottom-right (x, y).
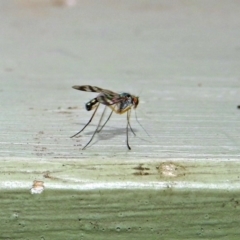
top-left (73, 85), bottom-right (123, 106)
top-left (96, 94), bottom-right (125, 106)
top-left (72, 85), bottom-right (115, 95)
top-left (72, 85), bottom-right (131, 109)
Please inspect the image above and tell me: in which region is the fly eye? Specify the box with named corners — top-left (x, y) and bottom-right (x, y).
top-left (133, 97), bottom-right (139, 107)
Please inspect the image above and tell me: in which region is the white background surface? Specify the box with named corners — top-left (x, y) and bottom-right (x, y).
top-left (0, 0), bottom-right (240, 189)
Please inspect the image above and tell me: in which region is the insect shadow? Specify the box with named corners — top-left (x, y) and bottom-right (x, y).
top-left (72, 121), bottom-right (137, 140)
top-left (86, 126), bottom-right (138, 140)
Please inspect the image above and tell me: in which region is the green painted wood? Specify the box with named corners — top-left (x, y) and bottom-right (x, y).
top-left (1, 189), bottom-right (240, 239)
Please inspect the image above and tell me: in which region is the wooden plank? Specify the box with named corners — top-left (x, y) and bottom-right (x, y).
top-left (0, 0), bottom-right (240, 239)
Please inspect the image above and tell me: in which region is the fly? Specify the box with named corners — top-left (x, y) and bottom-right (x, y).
top-left (71, 85), bottom-right (139, 150)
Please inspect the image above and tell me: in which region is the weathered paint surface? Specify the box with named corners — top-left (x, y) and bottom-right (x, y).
top-left (1, 189), bottom-right (240, 239)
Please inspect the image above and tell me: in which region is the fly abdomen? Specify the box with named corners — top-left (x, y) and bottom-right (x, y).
top-left (85, 98), bottom-right (98, 111)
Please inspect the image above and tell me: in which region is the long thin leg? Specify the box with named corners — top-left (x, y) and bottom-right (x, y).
top-left (95, 106), bottom-right (107, 132)
top-left (70, 103), bottom-right (100, 138)
top-left (97, 109), bottom-right (114, 133)
top-left (127, 109), bottom-right (136, 136)
top-left (82, 125), bottom-right (99, 150)
top-left (83, 107), bottom-right (114, 149)
top-left (82, 108), bottom-right (105, 150)
top-left (126, 110), bottom-right (131, 150)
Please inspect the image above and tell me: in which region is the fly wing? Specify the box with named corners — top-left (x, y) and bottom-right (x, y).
top-left (97, 94), bottom-right (125, 106)
top-left (73, 85), bottom-right (124, 107)
top-left (72, 85), bottom-right (116, 95)
top-left (97, 96), bottom-right (133, 114)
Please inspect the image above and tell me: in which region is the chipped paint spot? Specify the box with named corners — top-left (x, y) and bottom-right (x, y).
top-left (157, 162), bottom-right (186, 178)
top-left (31, 180), bottom-right (44, 194)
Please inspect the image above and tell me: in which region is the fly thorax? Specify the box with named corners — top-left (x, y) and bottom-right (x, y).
top-left (119, 93), bottom-right (133, 110)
